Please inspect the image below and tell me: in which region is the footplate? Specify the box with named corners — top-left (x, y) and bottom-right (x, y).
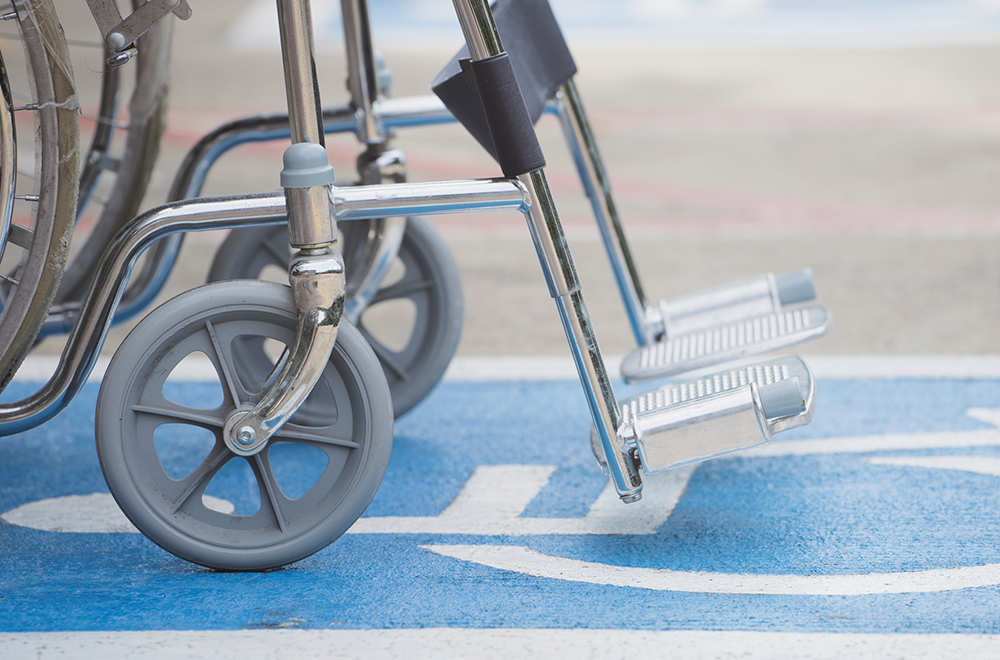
top-left (621, 304), bottom-right (831, 382)
top-left (592, 356), bottom-right (815, 475)
top-left (621, 268), bottom-right (831, 383)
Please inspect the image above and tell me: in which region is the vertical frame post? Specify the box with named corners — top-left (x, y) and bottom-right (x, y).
top-left (449, 0), bottom-right (643, 501)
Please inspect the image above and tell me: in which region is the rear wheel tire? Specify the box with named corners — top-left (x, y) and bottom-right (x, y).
top-left (0, 0), bottom-right (81, 389)
top-left (209, 217), bottom-right (463, 417)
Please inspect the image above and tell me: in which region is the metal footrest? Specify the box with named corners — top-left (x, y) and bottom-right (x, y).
top-left (622, 268), bottom-right (832, 383)
top-left (592, 356), bottom-right (815, 475)
top-left (622, 304), bottom-right (831, 382)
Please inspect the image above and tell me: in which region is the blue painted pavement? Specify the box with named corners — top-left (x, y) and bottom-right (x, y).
top-left (2, 375), bottom-right (1000, 633)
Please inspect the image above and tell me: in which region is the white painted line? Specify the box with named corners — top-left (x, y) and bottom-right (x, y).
top-left (7, 420), bottom-right (997, 534)
top-left (0, 493), bottom-right (233, 534)
top-left (423, 544), bottom-right (1000, 595)
top-left (11, 354), bottom-right (1000, 385)
top-left (8, 356), bottom-right (111, 384)
top-left (1, 493), bottom-right (138, 534)
top-left (0, 464), bottom-right (691, 536)
top-left (867, 455), bottom-right (1000, 477)
top-left (5, 410), bottom-right (999, 536)
top-left (737, 429), bottom-right (1000, 459)
top-left (443, 356), bottom-right (604, 381)
top-left (804, 355), bottom-right (1000, 380)
top-left (9, 354), bottom-right (216, 384)
top-left (436, 465), bottom-right (557, 522)
top-left (2, 630), bottom-right (999, 660)
top-left (349, 465), bottom-right (694, 536)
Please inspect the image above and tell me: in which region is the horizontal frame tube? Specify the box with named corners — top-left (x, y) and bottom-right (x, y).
top-left (0, 177), bottom-right (530, 436)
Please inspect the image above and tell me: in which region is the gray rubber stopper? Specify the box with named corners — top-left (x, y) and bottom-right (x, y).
top-left (776, 268), bottom-right (816, 305)
top-left (759, 378), bottom-right (805, 419)
top-left (280, 142), bottom-right (336, 189)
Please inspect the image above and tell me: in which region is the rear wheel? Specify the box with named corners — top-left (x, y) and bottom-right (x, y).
top-left (54, 3), bottom-right (171, 307)
top-left (209, 217), bottom-right (463, 417)
top-left (0, 0), bottom-right (81, 390)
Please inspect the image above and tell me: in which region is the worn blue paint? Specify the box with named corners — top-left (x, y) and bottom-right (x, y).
top-left (1, 378), bottom-right (999, 632)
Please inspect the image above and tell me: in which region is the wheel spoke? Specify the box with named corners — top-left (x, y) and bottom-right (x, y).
top-left (371, 277), bottom-right (433, 304)
top-left (253, 452), bottom-right (288, 533)
top-left (168, 443), bottom-right (232, 515)
top-left (359, 326), bottom-right (410, 382)
top-left (132, 402), bottom-right (226, 430)
top-left (204, 319), bottom-right (243, 407)
top-left (272, 424), bottom-right (360, 449)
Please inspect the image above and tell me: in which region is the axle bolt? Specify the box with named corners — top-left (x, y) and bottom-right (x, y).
top-left (236, 426), bottom-right (256, 446)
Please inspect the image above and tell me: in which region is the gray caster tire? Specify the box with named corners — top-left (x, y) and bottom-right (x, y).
top-left (96, 280), bottom-right (393, 571)
top-left (208, 217), bottom-right (462, 417)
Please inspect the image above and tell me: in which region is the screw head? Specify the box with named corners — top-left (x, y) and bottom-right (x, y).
top-left (236, 426), bottom-right (256, 446)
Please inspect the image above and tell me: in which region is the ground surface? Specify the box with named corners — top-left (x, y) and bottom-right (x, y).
top-left (4, 0), bottom-right (1000, 657)
top-left (28, 0), bottom-right (1000, 360)
top-left (3, 358), bottom-right (1000, 657)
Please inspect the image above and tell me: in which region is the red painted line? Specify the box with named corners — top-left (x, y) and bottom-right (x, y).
top-left (149, 105), bottom-right (1000, 237)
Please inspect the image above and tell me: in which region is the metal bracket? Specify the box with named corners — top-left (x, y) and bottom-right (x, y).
top-left (86, 0), bottom-right (191, 62)
top-left (222, 250), bottom-right (346, 457)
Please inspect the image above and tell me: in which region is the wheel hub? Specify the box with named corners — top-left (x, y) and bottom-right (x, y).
top-left (223, 407), bottom-right (268, 457)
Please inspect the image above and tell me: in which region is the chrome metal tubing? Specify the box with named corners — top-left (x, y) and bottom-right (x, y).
top-left (224, 250), bottom-right (346, 455)
top-left (348, 146), bottom-right (407, 323)
top-left (258, 0), bottom-right (346, 455)
top-left (0, 193), bottom-right (288, 436)
top-left (554, 81), bottom-right (651, 346)
top-left (277, 0), bottom-right (336, 248)
top-left (344, 217), bottom-right (405, 323)
top-left (276, 0), bottom-right (324, 146)
top-left (168, 96), bottom-right (452, 204)
top-left (330, 178), bottom-right (530, 220)
top-left (340, 0), bottom-right (382, 143)
top-left (451, 0), bottom-right (503, 61)
top-left (98, 95), bottom-right (454, 328)
top-left (557, 291), bottom-right (641, 500)
top-left (446, 0), bottom-right (638, 498)
top-left (48, 156), bottom-right (520, 339)
top-left (518, 170), bottom-right (640, 501)
top-left (76, 56), bottom-right (118, 214)
top-left (285, 184), bottom-right (335, 248)
top-left (0, 177), bottom-right (540, 437)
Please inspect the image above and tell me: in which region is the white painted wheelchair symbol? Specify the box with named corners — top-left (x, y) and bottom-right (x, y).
top-left (5, 407), bottom-right (1000, 596)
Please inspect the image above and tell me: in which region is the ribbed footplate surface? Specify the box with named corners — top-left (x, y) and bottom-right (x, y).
top-left (621, 355), bottom-right (814, 431)
top-left (592, 356), bottom-right (816, 475)
top-left (621, 304), bottom-right (831, 383)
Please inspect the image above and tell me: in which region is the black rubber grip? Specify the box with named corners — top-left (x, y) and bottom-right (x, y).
top-left (466, 53), bottom-right (546, 177)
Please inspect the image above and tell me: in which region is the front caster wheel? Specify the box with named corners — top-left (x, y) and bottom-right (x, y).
top-left (96, 280), bottom-right (393, 571)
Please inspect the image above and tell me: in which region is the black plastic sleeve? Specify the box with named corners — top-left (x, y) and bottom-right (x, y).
top-left (467, 53), bottom-right (546, 178)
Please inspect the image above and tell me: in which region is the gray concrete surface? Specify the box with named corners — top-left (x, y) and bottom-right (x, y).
top-left (34, 1), bottom-right (1000, 359)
